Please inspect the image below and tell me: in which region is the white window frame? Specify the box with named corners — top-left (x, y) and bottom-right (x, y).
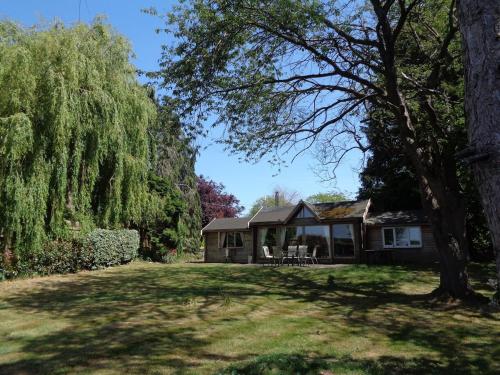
top-left (219, 231), bottom-right (244, 248)
top-left (382, 226), bottom-right (422, 248)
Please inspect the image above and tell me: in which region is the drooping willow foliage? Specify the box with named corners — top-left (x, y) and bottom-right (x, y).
top-left (0, 21), bottom-right (159, 261)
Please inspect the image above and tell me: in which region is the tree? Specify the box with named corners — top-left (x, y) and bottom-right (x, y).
top-left (456, 0), bottom-right (500, 300)
top-left (306, 192), bottom-right (348, 204)
top-left (357, 111), bottom-right (421, 211)
top-left (358, 110), bottom-right (493, 261)
top-left (156, 0), bottom-right (480, 298)
top-left (0, 21), bottom-right (156, 267)
top-left (248, 187), bottom-right (300, 217)
top-left (198, 175), bottom-right (244, 227)
top-left (139, 96), bottom-right (202, 258)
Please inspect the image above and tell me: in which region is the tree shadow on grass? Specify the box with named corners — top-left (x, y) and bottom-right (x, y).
top-left (0, 266), bottom-right (260, 374)
top-left (197, 264), bottom-right (499, 374)
top-left (215, 352), bottom-right (453, 375)
top-left (0, 263), bottom-right (498, 374)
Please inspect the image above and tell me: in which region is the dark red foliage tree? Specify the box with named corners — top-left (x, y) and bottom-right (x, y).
top-left (197, 175), bottom-right (244, 227)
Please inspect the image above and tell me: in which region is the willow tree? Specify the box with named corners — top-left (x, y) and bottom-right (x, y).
top-left (0, 21), bottom-right (156, 264)
top-left (155, 0), bottom-right (481, 298)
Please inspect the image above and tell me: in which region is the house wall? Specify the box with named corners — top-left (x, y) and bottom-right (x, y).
top-left (364, 225), bottom-right (438, 264)
top-left (204, 231), bottom-right (253, 263)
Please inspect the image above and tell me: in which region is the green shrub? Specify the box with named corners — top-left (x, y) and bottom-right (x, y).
top-left (81, 229), bottom-right (139, 270)
top-left (0, 229), bottom-right (140, 279)
top-left (30, 240), bottom-right (82, 275)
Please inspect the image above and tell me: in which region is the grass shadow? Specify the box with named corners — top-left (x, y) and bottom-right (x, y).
top-left (0, 262), bottom-right (498, 374)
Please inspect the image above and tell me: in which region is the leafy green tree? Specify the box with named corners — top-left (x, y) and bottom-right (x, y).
top-left (357, 110), bottom-right (492, 261)
top-left (306, 192), bottom-right (347, 204)
top-left (147, 98), bottom-right (202, 254)
top-left (357, 113), bottom-right (422, 211)
top-left (154, 0), bottom-right (483, 298)
top-left (248, 188), bottom-right (299, 217)
top-left (0, 21), bottom-right (156, 267)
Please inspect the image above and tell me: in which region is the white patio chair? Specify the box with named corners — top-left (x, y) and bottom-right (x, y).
top-left (224, 248), bottom-right (232, 263)
top-left (262, 246), bottom-right (276, 266)
top-left (283, 245), bottom-right (298, 266)
top-left (311, 245), bottom-right (319, 264)
top-left (297, 245), bottom-right (308, 266)
top-left (271, 246), bottom-right (283, 265)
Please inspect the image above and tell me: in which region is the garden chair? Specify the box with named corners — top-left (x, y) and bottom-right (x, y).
top-left (297, 245), bottom-right (308, 266)
top-left (224, 248), bottom-right (232, 263)
top-left (311, 245), bottom-right (319, 264)
top-left (271, 246), bottom-right (283, 266)
top-left (302, 245), bottom-right (319, 265)
top-left (283, 245), bottom-right (298, 266)
top-left (262, 246), bottom-right (276, 266)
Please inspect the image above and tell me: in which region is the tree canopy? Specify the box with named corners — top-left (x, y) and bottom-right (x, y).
top-left (140, 98), bottom-right (203, 258)
top-left (248, 187), bottom-right (300, 217)
top-left (198, 175), bottom-right (244, 227)
top-left (306, 192), bottom-right (347, 204)
top-left (0, 21), bottom-right (157, 259)
top-left (156, 0), bottom-right (483, 298)
top-left (0, 20), bottom-right (202, 271)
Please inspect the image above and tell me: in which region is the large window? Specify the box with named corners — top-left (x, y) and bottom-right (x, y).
top-left (383, 227), bottom-right (422, 248)
top-left (284, 226), bottom-right (330, 258)
top-left (333, 224), bottom-right (355, 257)
top-left (284, 226), bottom-right (304, 248)
top-left (296, 207), bottom-right (315, 218)
top-left (303, 226), bottom-right (330, 258)
top-left (258, 227), bottom-right (280, 255)
top-left (219, 232), bottom-right (243, 248)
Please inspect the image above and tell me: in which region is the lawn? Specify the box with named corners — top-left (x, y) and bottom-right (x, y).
top-left (0, 262), bottom-right (498, 375)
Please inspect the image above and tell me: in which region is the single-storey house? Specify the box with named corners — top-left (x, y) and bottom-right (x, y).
top-left (201, 199), bottom-right (438, 264)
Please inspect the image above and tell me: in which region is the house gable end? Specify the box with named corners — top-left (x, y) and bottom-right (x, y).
top-left (283, 200), bottom-right (320, 224)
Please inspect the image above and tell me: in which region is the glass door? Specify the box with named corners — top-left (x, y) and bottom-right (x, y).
top-left (332, 224), bottom-right (355, 258)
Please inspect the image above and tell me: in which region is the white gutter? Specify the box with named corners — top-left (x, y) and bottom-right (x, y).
top-left (247, 207), bottom-right (263, 228)
top-left (362, 198), bottom-right (372, 223)
top-left (200, 217), bottom-right (217, 235)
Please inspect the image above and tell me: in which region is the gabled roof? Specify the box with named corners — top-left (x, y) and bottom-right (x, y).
top-left (202, 217), bottom-right (250, 232)
top-left (202, 199), bottom-right (372, 233)
top-left (282, 200), bottom-right (321, 224)
top-left (365, 210), bottom-right (428, 225)
top-left (250, 205), bottom-right (295, 224)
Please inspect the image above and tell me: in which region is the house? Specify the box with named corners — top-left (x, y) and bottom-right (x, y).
top-left (201, 199), bottom-right (439, 264)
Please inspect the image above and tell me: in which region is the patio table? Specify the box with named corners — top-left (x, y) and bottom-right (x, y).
top-left (281, 249), bottom-right (302, 266)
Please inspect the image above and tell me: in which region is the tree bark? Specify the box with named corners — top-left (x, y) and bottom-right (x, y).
top-left (457, 0), bottom-right (500, 299)
top-left (418, 173), bottom-right (472, 298)
top-left (386, 84), bottom-right (474, 298)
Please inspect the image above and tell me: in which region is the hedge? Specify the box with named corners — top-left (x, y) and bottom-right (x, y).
top-left (30, 239), bottom-right (82, 275)
top-left (5, 229), bottom-right (140, 277)
top-left (81, 229), bottom-right (140, 270)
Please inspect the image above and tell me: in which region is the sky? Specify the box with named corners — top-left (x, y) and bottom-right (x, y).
top-left (0, 0), bottom-right (363, 214)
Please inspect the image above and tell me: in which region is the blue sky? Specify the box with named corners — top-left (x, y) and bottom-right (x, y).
top-left (0, 0), bottom-right (363, 213)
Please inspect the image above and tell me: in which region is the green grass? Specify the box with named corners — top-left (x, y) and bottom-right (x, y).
top-left (0, 262), bottom-right (498, 374)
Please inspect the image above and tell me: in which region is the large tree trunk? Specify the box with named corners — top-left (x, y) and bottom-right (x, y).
top-left (389, 92), bottom-right (475, 299)
top-left (418, 173), bottom-right (472, 298)
top-left (457, 0), bottom-right (500, 299)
